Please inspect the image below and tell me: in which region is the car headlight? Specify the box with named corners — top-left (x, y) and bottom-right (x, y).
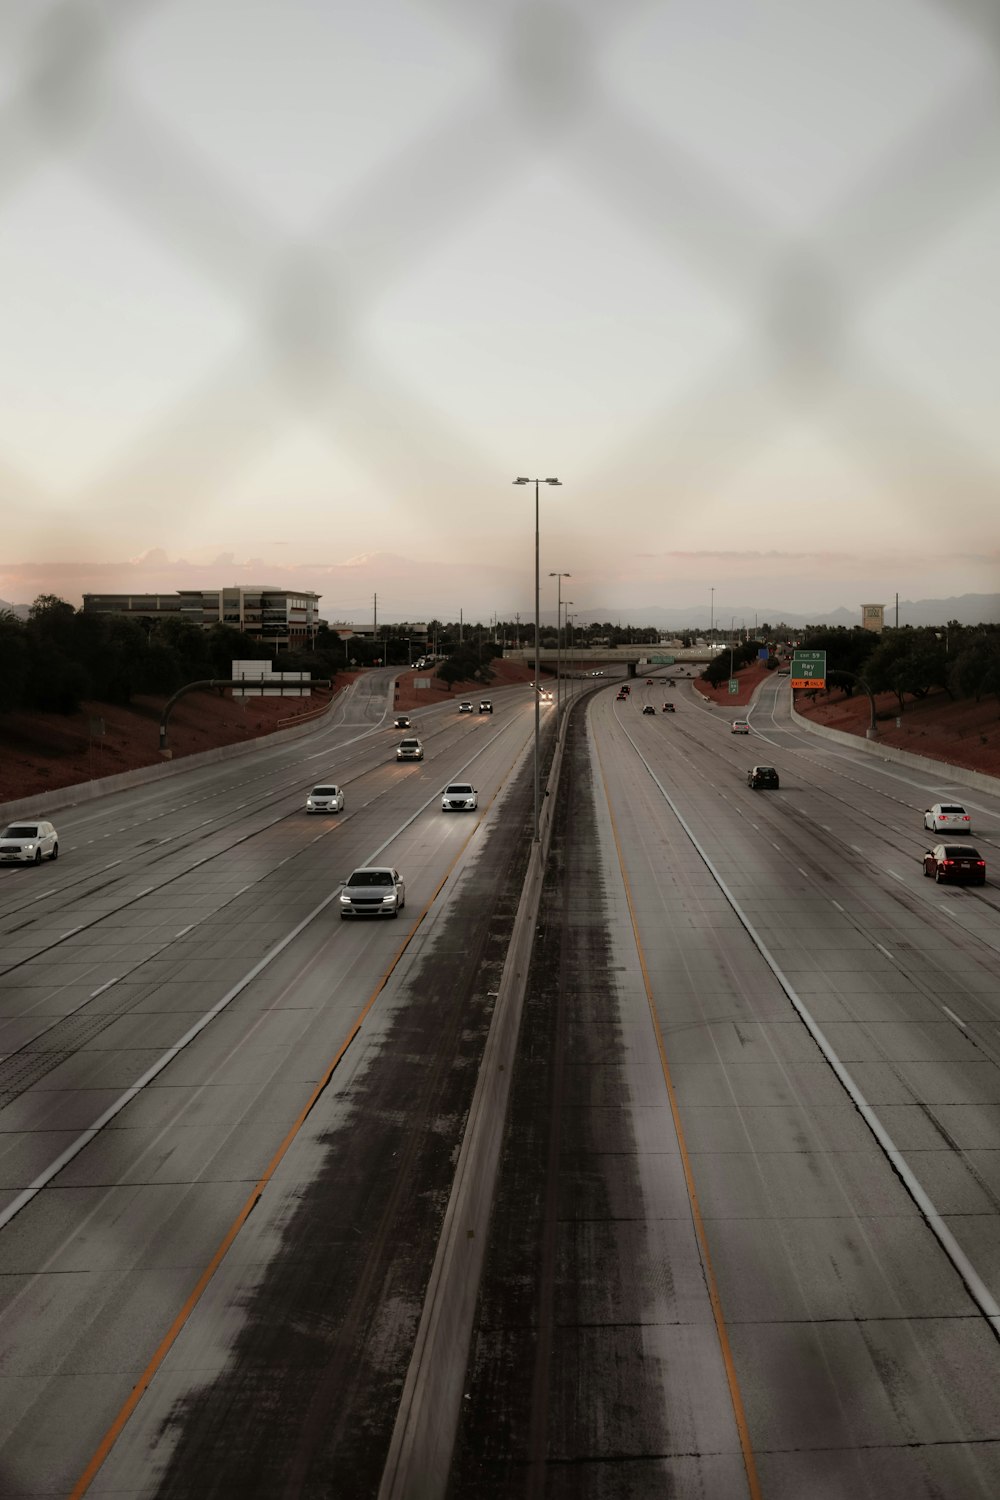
top-left (306, 799), bottom-right (315, 808)
top-left (23, 843), bottom-right (34, 851)
top-left (381, 892), bottom-right (396, 904)
top-left (340, 891), bottom-right (351, 904)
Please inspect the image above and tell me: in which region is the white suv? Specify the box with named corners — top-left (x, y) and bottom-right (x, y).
top-left (442, 783), bottom-right (478, 811)
top-left (0, 821), bottom-right (59, 864)
top-left (396, 738), bottom-right (424, 761)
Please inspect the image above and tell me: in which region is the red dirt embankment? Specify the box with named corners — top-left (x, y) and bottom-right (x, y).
top-left (696, 661), bottom-right (1000, 780)
top-left (0, 687), bottom-right (347, 806)
top-left (0, 662), bottom-right (549, 808)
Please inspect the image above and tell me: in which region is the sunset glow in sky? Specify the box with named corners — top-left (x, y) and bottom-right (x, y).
top-left (2, 0), bottom-right (998, 620)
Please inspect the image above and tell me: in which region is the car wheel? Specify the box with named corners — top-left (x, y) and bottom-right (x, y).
top-left (50, 843), bottom-right (58, 860)
top-left (935, 868), bottom-right (944, 883)
top-left (391, 907), bottom-right (399, 918)
top-left (923, 863), bottom-right (932, 877)
top-left (33, 848), bottom-right (42, 865)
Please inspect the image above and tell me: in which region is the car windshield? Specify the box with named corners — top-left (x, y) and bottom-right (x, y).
top-left (312, 787), bottom-right (338, 796)
top-left (348, 870), bottom-right (392, 886)
top-left (3, 825), bottom-right (38, 837)
top-left (445, 785), bottom-right (472, 794)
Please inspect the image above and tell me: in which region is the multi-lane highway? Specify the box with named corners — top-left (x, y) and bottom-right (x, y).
top-left (2, 668), bottom-right (1000, 1498)
top-left (454, 672), bottom-right (1000, 1499)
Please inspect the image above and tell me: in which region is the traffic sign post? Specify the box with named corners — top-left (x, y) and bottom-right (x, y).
top-left (728, 679), bottom-right (738, 695)
top-left (791, 650), bottom-right (826, 690)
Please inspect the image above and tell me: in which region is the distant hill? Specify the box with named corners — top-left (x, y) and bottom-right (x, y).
top-left (577, 595), bottom-right (1000, 631)
top-left (0, 598), bottom-right (30, 621)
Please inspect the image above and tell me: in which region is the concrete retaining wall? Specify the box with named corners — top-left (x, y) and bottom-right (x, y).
top-left (789, 700), bottom-right (1000, 795)
top-left (379, 693), bottom-right (573, 1499)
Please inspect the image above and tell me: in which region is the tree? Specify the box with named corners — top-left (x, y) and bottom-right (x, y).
top-left (950, 632), bottom-right (1000, 705)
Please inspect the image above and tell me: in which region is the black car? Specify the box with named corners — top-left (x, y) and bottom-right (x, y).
top-left (747, 766), bottom-right (779, 789)
top-left (393, 715), bottom-right (411, 729)
top-left (922, 844), bottom-right (986, 885)
top-left (642, 704), bottom-right (656, 715)
top-left (663, 703), bottom-right (675, 713)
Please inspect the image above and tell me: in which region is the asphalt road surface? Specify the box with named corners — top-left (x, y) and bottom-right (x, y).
top-left (3, 668), bottom-right (1000, 1498)
top-left (452, 672), bottom-right (1000, 1499)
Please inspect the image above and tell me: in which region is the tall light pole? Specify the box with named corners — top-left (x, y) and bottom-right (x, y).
top-left (515, 477), bottom-right (561, 843)
top-left (562, 602), bottom-right (574, 709)
top-left (549, 572), bottom-right (571, 729)
top-left (710, 586), bottom-right (715, 643)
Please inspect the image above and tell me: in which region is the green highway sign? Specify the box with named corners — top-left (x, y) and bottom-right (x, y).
top-left (728, 679), bottom-right (738, 695)
top-left (791, 649), bottom-right (826, 689)
top-left (651, 655), bottom-right (675, 665)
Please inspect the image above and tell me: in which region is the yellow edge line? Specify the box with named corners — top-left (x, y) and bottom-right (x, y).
top-left (597, 747), bottom-right (764, 1500)
top-left (68, 794), bottom-right (501, 1499)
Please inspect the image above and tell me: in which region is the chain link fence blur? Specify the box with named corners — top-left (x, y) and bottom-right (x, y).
top-left (3, 0), bottom-right (998, 546)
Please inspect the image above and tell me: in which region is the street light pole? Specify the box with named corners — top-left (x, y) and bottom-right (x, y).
top-left (562, 601), bottom-right (574, 710)
top-left (515, 477), bottom-right (561, 843)
top-left (549, 571), bottom-right (571, 731)
top-left (710, 586), bottom-right (715, 643)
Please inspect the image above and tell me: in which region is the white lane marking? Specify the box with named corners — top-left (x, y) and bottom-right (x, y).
top-left (89, 978), bottom-right (118, 998)
top-left (175, 925), bottom-right (194, 938)
top-left (875, 942), bottom-right (892, 958)
top-left (771, 842), bottom-right (781, 850)
top-left (850, 845), bottom-right (862, 854)
top-left (134, 887), bottom-right (153, 899)
top-left (797, 867), bottom-right (809, 878)
top-left (942, 1005), bottom-right (967, 1030)
top-left (0, 885), bottom-right (344, 1233)
top-left (60, 926), bottom-right (83, 940)
top-left (820, 824), bottom-right (831, 831)
top-left (104, 860), bottom-right (123, 871)
top-left (831, 900), bottom-right (845, 911)
top-left (888, 870), bottom-right (903, 881)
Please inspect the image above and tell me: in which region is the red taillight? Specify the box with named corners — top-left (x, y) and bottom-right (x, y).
top-left (942, 860), bottom-right (954, 867)
top-left (963, 816), bottom-right (970, 822)
top-left (977, 861), bottom-right (985, 867)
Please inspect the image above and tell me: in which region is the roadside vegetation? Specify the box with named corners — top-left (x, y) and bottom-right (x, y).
top-left (698, 621), bottom-right (1000, 716)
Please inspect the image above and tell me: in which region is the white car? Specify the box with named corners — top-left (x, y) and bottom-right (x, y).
top-left (924, 803), bottom-right (972, 834)
top-left (442, 782), bottom-right (478, 811)
top-left (396, 738), bottom-right (424, 760)
top-left (340, 867), bottom-right (406, 919)
top-left (458, 701), bottom-right (474, 713)
top-left (0, 820), bottom-right (59, 864)
top-left (731, 720), bottom-right (750, 734)
top-left (305, 784), bottom-right (345, 814)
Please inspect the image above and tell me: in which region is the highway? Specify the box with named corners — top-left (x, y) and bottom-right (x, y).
top-left (2, 669), bottom-right (1000, 1497)
top-left (453, 672), bottom-right (1000, 1499)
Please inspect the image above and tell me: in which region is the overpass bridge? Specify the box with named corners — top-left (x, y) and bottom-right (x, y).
top-left (502, 646), bottom-right (720, 679)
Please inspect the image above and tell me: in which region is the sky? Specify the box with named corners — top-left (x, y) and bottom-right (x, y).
top-left (1, 0), bottom-right (998, 624)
